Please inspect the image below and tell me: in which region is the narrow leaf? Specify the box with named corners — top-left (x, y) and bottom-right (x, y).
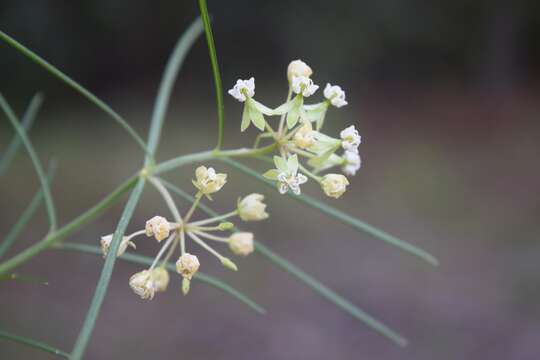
top-left (241, 103), bottom-right (250, 131)
top-left (0, 329), bottom-right (69, 358)
top-left (0, 94), bottom-right (57, 231)
top-left (57, 242), bottom-right (265, 315)
top-left (0, 93), bottom-right (43, 175)
top-left (71, 178), bottom-right (145, 360)
top-left (221, 158), bottom-right (438, 266)
top-left (248, 101), bottom-right (266, 131)
top-left (159, 180), bottom-right (407, 345)
top-left (0, 30), bottom-right (149, 153)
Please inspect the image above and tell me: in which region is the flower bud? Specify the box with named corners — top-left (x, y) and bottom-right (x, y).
top-left (323, 83), bottom-right (348, 108)
top-left (100, 234), bottom-right (135, 258)
top-left (218, 222), bottom-right (235, 230)
top-left (129, 270), bottom-right (155, 300)
top-left (237, 194), bottom-right (269, 221)
top-left (145, 216), bottom-right (171, 242)
top-left (151, 267), bottom-right (169, 292)
top-left (293, 122), bottom-right (316, 149)
top-left (342, 150), bottom-right (361, 176)
top-left (291, 76), bottom-right (319, 97)
top-left (321, 174), bottom-right (349, 199)
top-left (340, 125), bottom-right (361, 152)
top-left (192, 166), bottom-right (227, 196)
top-left (229, 232), bottom-right (254, 256)
top-left (221, 257), bottom-right (239, 271)
top-left (287, 59), bottom-right (313, 82)
top-left (182, 278), bottom-right (191, 295)
top-left (176, 253), bottom-right (200, 280)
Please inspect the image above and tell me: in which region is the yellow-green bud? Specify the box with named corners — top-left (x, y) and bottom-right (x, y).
top-left (221, 257), bottom-right (238, 272)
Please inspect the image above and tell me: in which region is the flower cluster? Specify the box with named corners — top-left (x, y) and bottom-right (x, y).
top-left (228, 59), bottom-right (362, 199)
top-left (99, 167), bottom-right (269, 299)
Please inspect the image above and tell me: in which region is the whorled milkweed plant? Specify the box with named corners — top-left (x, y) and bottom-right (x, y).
top-left (0, 1), bottom-right (438, 358)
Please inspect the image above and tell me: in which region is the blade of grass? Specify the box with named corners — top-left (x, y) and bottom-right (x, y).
top-left (198, 0), bottom-right (225, 150)
top-left (222, 158), bottom-right (438, 266)
top-left (0, 94), bottom-right (57, 232)
top-left (57, 242), bottom-right (265, 315)
top-left (0, 30), bottom-right (149, 154)
top-left (71, 178), bottom-right (145, 360)
top-left (0, 273), bottom-right (49, 285)
top-left (0, 329), bottom-right (69, 358)
top-left (0, 161), bottom-right (56, 259)
top-left (0, 93), bottom-right (43, 175)
top-left (146, 18), bottom-right (204, 162)
top-left (159, 179), bottom-right (407, 346)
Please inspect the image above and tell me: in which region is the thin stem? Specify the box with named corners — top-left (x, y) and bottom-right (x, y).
top-left (150, 233), bottom-right (176, 270)
top-left (180, 229), bottom-right (186, 255)
top-left (161, 235), bottom-right (179, 266)
top-left (183, 192), bottom-right (203, 224)
top-left (289, 146), bottom-right (316, 158)
top-left (298, 162), bottom-right (322, 182)
top-left (278, 86), bottom-right (293, 135)
top-left (187, 232), bottom-right (225, 261)
top-left (198, 0), bottom-right (225, 150)
top-left (194, 231), bottom-right (229, 243)
top-left (149, 177), bottom-right (182, 223)
top-left (188, 210), bottom-right (237, 226)
top-left (0, 329), bottom-right (69, 358)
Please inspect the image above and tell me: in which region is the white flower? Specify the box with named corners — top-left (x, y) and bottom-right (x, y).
top-left (323, 83), bottom-right (348, 108)
top-left (287, 59), bottom-right (313, 82)
top-left (228, 77), bottom-right (255, 102)
top-left (291, 76), bottom-right (319, 97)
top-left (342, 151), bottom-right (361, 176)
top-left (145, 216), bottom-right (171, 242)
top-left (150, 268), bottom-right (169, 292)
top-left (293, 122), bottom-right (316, 149)
top-left (100, 234), bottom-right (135, 258)
top-left (229, 232), bottom-right (254, 256)
top-left (238, 193), bottom-right (269, 221)
top-left (192, 166), bottom-right (227, 196)
top-left (176, 253), bottom-right (200, 280)
top-left (321, 174), bottom-right (349, 198)
top-left (340, 125), bottom-right (361, 152)
top-left (263, 155), bottom-right (308, 195)
top-left (129, 270), bottom-right (155, 300)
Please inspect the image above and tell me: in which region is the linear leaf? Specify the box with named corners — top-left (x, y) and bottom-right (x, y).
top-left (0, 93), bottom-right (43, 175)
top-left (0, 94), bottom-right (57, 231)
top-left (146, 17), bottom-right (204, 161)
top-left (57, 242), bottom-right (265, 315)
top-left (0, 30), bottom-right (149, 154)
top-left (159, 179), bottom-right (407, 346)
top-left (0, 329), bottom-right (69, 358)
top-left (71, 178), bottom-right (145, 360)
top-left (198, 0), bottom-right (225, 149)
top-left (221, 158), bottom-right (438, 266)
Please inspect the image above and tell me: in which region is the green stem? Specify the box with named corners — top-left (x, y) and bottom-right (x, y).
top-left (198, 0), bottom-right (225, 150)
top-left (0, 329), bottom-right (69, 358)
top-left (183, 192), bottom-right (203, 224)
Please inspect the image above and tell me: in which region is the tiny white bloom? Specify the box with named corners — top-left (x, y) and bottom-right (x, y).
top-left (287, 59), bottom-right (313, 82)
top-left (340, 125), bottom-right (361, 152)
top-left (321, 174), bottom-right (349, 199)
top-left (342, 150), bottom-right (361, 176)
top-left (291, 76), bottom-right (319, 97)
top-left (100, 234), bottom-right (135, 258)
top-left (238, 193), bottom-right (269, 221)
top-left (293, 122), bottom-right (316, 149)
top-left (228, 77), bottom-right (255, 102)
top-left (229, 232), bottom-right (255, 256)
top-left (263, 155), bottom-right (308, 195)
top-left (277, 171), bottom-right (308, 195)
top-left (129, 270), bottom-right (156, 300)
top-left (145, 216), bottom-right (171, 242)
top-left (193, 166), bottom-right (227, 196)
top-left (323, 83), bottom-right (348, 108)
top-left (176, 253), bottom-right (200, 280)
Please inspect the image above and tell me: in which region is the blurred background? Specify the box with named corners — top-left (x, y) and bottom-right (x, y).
top-left (1, 0), bottom-right (540, 359)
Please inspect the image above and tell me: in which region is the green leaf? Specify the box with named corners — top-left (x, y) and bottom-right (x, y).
top-left (57, 242), bottom-right (266, 315)
top-left (250, 98), bottom-right (274, 115)
top-left (198, 0), bottom-right (225, 150)
top-left (272, 98), bottom-right (296, 115)
top-left (0, 94), bottom-right (57, 231)
top-left (273, 155), bottom-right (288, 173)
top-left (241, 103), bottom-right (251, 131)
top-left (286, 96), bottom-right (303, 129)
top-left (0, 162), bottom-right (56, 259)
top-left (287, 154), bottom-right (299, 174)
top-left (146, 17), bottom-right (204, 162)
top-left (262, 169), bottom-right (279, 180)
top-left (0, 31), bottom-right (149, 154)
top-left (0, 329), bottom-right (69, 358)
top-left (221, 158), bottom-right (439, 266)
top-left (158, 180), bottom-right (407, 346)
top-left (0, 93), bottom-right (43, 176)
top-left (71, 178), bottom-right (146, 360)
top-left (248, 105), bottom-right (266, 131)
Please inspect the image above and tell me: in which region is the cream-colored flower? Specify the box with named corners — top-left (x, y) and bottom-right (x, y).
top-left (323, 83), bottom-right (348, 108)
top-left (145, 216), bottom-right (171, 242)
top-left (264, 155), bottom-right (308, 195)
top-left (321, 174), bottom-right (349, 198)
top-left (100, 234), bottom-right (135, 258)
top-left (287, 59), bottom-right (313, 82)
top-left (293, 122), bottom-right (316, 149)
top-left (129, 270), bottom-right (155, 300)
top-left (228, 77), bottom-right (255, 102)
top-left (291, 76), bottom-right (319, 97)
top-left (176, 253), bottom-right (200, 280)
top-left (340, 125), bottom-right (361, 152)
top-left (192, 166), bottom-right (227, 196)
top-left (151, 267), bottom-right (170, 292)
top-left (238, 193), bottom-right (269, 221)
top-left (342, 150), bottom-right (361, 176)
top-left (229, 232), bottom-right (254, 256)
